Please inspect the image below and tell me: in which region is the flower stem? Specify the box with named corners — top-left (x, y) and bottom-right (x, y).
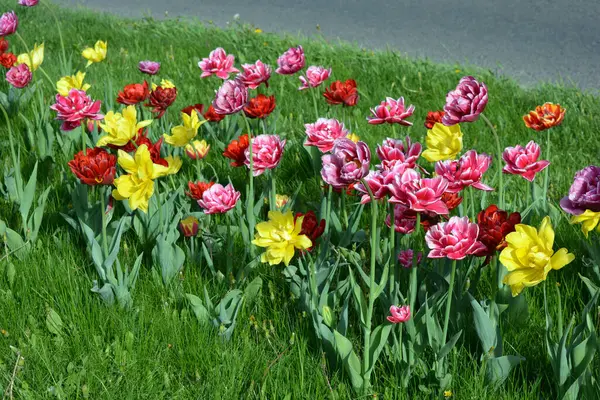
top-left (341, 189), bottom-right (348, 229)
top-left (481, 114), bottom-right (503, 208)
top-left (243, 116), bottom-right (256, 256)
top-left (543, 132), bottom-right (551, 212)
top-left (555, 282), bottom-right (563, 338)
top-left (389, 202), bottom-right (396, 297)
top-left (0, 104), bottom-right (19, 189)
top-left (409, 213), bottom-right (421, 311)
top-left (81, 121), bottom-right (87, 155)
top-left (269, 170), bottom-right (277, 212)
top-left (324, 185), bottom-right (333, 235)
top-left (100, 188), bottom-right (109, 258)
top-left (311, 89), bottom-right (319, 120)
top-left (442, 259), bottom-right (457, 346)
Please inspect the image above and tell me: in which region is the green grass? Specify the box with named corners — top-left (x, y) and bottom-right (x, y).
top-left (1, 0), bottom-right (600, 398)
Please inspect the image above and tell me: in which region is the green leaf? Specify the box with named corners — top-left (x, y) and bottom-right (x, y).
top-left (243, 276), bottom-right (262, 308)
top-left (348, 269), bottom-right (367, 326)
top-left (557, 318), bottom-right (576, 387)
top-left (333, 330), bottom-right (363, 391)
top-left (469, 294), bottom-right (497, 355)
top-left (6, 262), bottom-right (16, 288)
top-left (437, 330), bottom-right (463, 361)
top-left (570, 331), bottom-right (596, 380)
top-left (366, 324), bottom-right (392, 375)
top-left (186, 294), bottom-right (211, 324)
top-left (485, 355), bottom-right (524, 385)
top-left (19, 162), bottom-right (38, 226)
top-left (46, 307), bottom-right (64, 336)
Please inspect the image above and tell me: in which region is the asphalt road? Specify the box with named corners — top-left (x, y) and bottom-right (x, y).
top-left (55, 0), bottom-right (600, 90)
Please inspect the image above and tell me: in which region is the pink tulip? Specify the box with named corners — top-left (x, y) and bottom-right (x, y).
top-left (18, 0), bottom-right (39, 6)
top-left (367, 97), bottom-right (415, 126)
top-left (276, 45), bottom-right (305, 75)
top-left (198, 183), bottom-right (241, 214)
top-left (198, 47), bottom-right (239, 79)
top-left (442, 76), bottom-right (488, 125)
top-left (425, 216), bottom-right (486, 259)
top-left (0, 11), bottom-right (18, 36)
top-left (388, 168), bottom-right (449, 215)
top-left (376, 136), bottom-right (422, 170)
top-left (435, 150), bottom-right (494, 193)
top-left (50, 89), bottom-right (104, 131)
top-left (355, 162), bottom-right (408, 204)
top-left (398, 250), bottom-right (422, 269)
top-left (138, 60), bottom-right (160, 75)
top-left (321, 138), bottom-right (371, 189)
top-left (6, 63), bottom-right (31, 88)
top-left (387, 305), bottom-right (411, 324)
top-left (385, 204), bottom-right (416, 234)
top-left (298, 66), bottom-right (331, 90)
top-left (502, 140), bottom-right (550, 182)
top-left (212, 79), bottom-right (248, 115)
top-left (238, 60), bottom-right (271, 89)
top-left (304, 118), bottom-right (349, 153)
top-left (244, 134), bottom-right (286, 176)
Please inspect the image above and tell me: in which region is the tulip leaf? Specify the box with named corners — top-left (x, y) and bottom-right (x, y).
top-left (437, 330), bottom-right (463, 361)
top-left (46, 307), bottom-right (64, 337)
top-left (19, 161), bottom-right (38, 226)
top-left (348, 269), bottom-right (367, 326)
top-left (469, 294), bottom-right (497, 356)
top-left (186, 294), bottom-right (211, 325)
top-left (366, 323), bottom-right (392, 375)
top-left (485, 355), bottom-right (524, 386)
top-left (557, 317), bottom-right (576, 387)
top-left (570, 331), bottom-right (596, 380)
top-left (243, 276), bottom-right (262, 308)
top-left (333, 330), bottom-right (363, 391)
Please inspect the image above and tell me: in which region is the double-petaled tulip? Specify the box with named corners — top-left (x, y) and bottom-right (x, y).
top-left (245, 134), bottom-right (286, 176)
top-left (82, 40), bottom-right (107, 67)
top-left (16, 42), bottom-right (43, 71)
top-left (388, 168), bottom-right (450, 215)
top-left (442, 76), bottom-right (488, 125)
top-left (442, 192), bottom-right (463, 211)
top-left (560, 165), bottom-right (600, 236)
top-left (386, 204), bottom-right (417, 234)
top-left (204, 104), bottom-right (225, 122)
top-left (97, 106), bottom-right (152, 147)
top-left (0, 12), bottom-right (18, 36)
top-left (500, 217), bottom-right (574, 296)
top-left (474, 205), bottom-right (521, 262)
top-left (0, 38), bottom-right (8, 53)
top-left (253, 211), bottom-right (312, 265)
top-left (238, 60), bottom-right (271, 89)
top-left (502, 141), bottom-right (549, 182)
top-left (355, 170), bottom-right (391, 204)
top-left (424, 110), bottom-right (445, 129)
top-left (0, 53), bottom-right (16, 68)
top-left (138, 60), bottom-right (160, 75)
top-left (163, 110), bottom-right (205, 147)
top-left (295, 210), bottom-right (325, 251)
top-left (186, 181), bottom-right (215, 200)
top-left (198, 183), bottom-right (241, 214)
top-left (299, 65), bottom-right (331, 90)
top-left (243, 94), bottom-right (276, 119)
top-left (18, 0), bottom-right (39, 6)
top-left (398, 250), bottom-right (422, 269)
top-left (223, 134), bottom-right (249, 167)
top-left (425, 216), bottom-right (486, 259)
top-left (422, 123), bottom-right (463, 162)
top-left (387, 305), bottom-right (410, 324)
top-left (56, 71), bottom-right (90, 97)
top-left (68, 147), bottom-right (116, 186)
top-left (6, 63), bottom-right (31, 88)
top-left (323, 79), bottom-right (358, 106)
top-left (212, 79), bottom-right (248, 115)
top-left (321, 138), bottom-right (371, 189)
top-left (50, 89), bottom-right (104, 131)
top-left (523, 102), bottom-right (565, 131)
top-left (146, 86), bottom-right (177, 118)
top-left (185, 140), bottom-right (210, 160)
top-left (179, 216), bottom-right (199, 237)
top-left (367, 97), bottom-right (415, 126)
top-left (199, 47), bottom-right (239, 79)
top-left (304, 118), bottom-right (349, 153)
top-left (376, 136), bottom-right (421, 170)
top-left (275, 45), bottom-right (305, 75)
top-left (117, 81), bottom-right (150, 105)
top-left (435, 150), bottom-right (493, 193)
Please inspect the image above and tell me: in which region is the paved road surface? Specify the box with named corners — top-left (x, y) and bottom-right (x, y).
top-left (55, 0), bottom-right (600, 90)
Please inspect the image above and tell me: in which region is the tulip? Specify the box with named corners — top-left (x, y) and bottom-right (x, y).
top-left (185, 140), bottom-right (210, 160)
top-left (0, 53), bottom-right (17, 68)
top-left (435, 150), bottom-right (493, 193)
top-left (474, 205), bottom-right (521, 262)
top-left (179, 216), bottom-right (199, 237)
top-left (442, 76), bottom-right (488, 125)
top-left (421, 123), bottom-right (463, 162)
top-left (0, 38), bottom-right (8, 53)
top-left (204, 105), bottom-right (225, 122)
top-left (523, 102), bottom-right (565, 131)
top-left (275, 45), bottom-right (305, 75)
top-left (16, 43), bottom-right (44, 71)
top-left (304, 118), bottom-right (349, 153)
top-left (244, 134), bottom-right (286, 176)
top-left (424, 110), bottom-right (445, 129)
top-left (68, 147), bottom-right (116, 186)
top-left (223, 134), bottom-right (250, 167)
top-left (212, 79), bottom-right (248, 115)
top-left (146, 86), bottom-right (177, 118)
top-left (376, 136), bottom-right (421, 170)
top-left (186, 181), bottom-right (215, 201)
top-left (385, 204), bottom-right (417, 234)
top-left (97, 106), bottom-right (152, 147)
top-left (367, 97), bottom-right (415, 126)
top-left (5, 63), bottom-right (31, 88)
top-left (18, 0), bottom-right (39, 7)
top-left (323, 79), bottom-right (358, 106)
top-left (117, 81), bottom-right (150, 105)
top-left (198, 183), bottom-right (241, 214)
top-left (181, 104), bottom-right (205, 116)
top-left (253, 211), bottom-right (312, 265)
top-left (138, 60), bottom-right (160, 75)
top-left (56, 72), bottom-right (91, 97)
top-left (387, 305), bottom-right (410, 323)
top-left (274, 194), bottom-right (290, 209)
top-left (243, 94), bottom-right (276, 119)
top-left (502, 141), bottom-right (550, 182)
top-left (321, 138), bottom-right (371, 189)
top-left (425, 216), bottom-right (486, 260)
top-left (0, 12), bottom-right (18, 36)
top-left (238, 60), bottom-right (271, 89)
top-left (163, 110), bottom-right (205, 147)
top-left (298, 65), bottom-right (331, 90)
top-left (50, 89), bottom-right (104, 131)
top-left (560, 166), bottom-right (600, 215)
top-left (82, 40), bottom-right (107, 67)
top-left (198, 47), bottom-right (239, 79)
top-left (398, 250), bottom-right (422, 269)
top-left (295, 210), bottom-right (325, 251)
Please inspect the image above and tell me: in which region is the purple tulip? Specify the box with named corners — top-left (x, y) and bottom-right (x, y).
top-left (212, 79), bottom-right (248, 115)
top-left (560, 166), bottom-right (600, 215)
top-left (276, 45), bottom-right (305, 75)
top-left (442, 76), bottom-right (488, 125)
top-left (138, 60), bottom-right (160, 75)
top-left (0, 11), bottom-right (18, 36)
top-left (321, 138), bottom-right (370, 189)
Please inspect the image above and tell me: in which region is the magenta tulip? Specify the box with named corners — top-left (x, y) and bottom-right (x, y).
top-left (198, 183), bottom-right (241, 214)
top-left (425, 216), bottom-right (486, 259)
top-left (367, 97), bottom-right (415, 126)
top-left (6, 63), bottom-right (31, 88)
top-left (275, 45), bottom-right (305, 75)
top-left (212, 79), bottom-right (248, 115)
top-left (502, 140), bottom-right (550, 182)
top-left (299, 65), bottom-right (331, 90)
top-left (304, 118), bottom-right (349, 153)
top-left (50, 89), bottom-right (104, 131)
top-left (442, 76), bottom-right (488, 125)
top-left (244, 134), bottom-right (286, 176)
top-left (238, 60), bottom-right (271, 89)
top-left (435, 150), bottom-right (493, 193)
top-left (199, 47), bottom-right (239, 79)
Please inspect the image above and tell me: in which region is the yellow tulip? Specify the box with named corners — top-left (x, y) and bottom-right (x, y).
top-left (56, 71), bottom-right (90, 96)
top-left (151, 79), bottom-right (175, 90)
top-left (17, 43), bottom-right (44, 71)
top-left (571, 210), bottom-right (600, 237)
top-left (164, 156), bottom-right (182, 175)
top-left (275, 194), bottom-right (290, 209)
top-left (500, 217), bottom-right (574, 296)
top-left (422, 122), bottom-right (463, 162)
top-left (347, 133), bottom-right (360, 143)
top-left (163, 111), bottom-right (205, 147)
top-left (185, 140), bottom-right (210, 160)
top-left (82, 40), bottom-right (107, 67)
top-left (252, 211), bottom-right (312, 266)
top-left (112, 144), bottom-right (170, 213)
top-left (97, 106), bottom-right (152, 147)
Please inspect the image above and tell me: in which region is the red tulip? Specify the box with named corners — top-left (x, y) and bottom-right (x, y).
top-left (243, 94), bottom-right (276, 119)
top-left (68, 147), bottom-right (116, 186)
top-left (295, 211), bottom-right (325, 251)
top-left (323, 79), bottom-right (359, 106)
top-left (146, 86), bottom-right (177, 118)
top-left (223, 134), bottom-right (250, 167)
top-left (424, 110), bottom-right (445, 129)
top-left (187, 181), bottom-right (215, 200)
top-left (116, 81), bottom-right (150, 105)
top-left (474, 205), bottom-right (521, 262)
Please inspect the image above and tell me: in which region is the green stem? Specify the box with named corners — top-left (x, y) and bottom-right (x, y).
top-left (324, 185), bottom-right (333, 235)
top-left (269, 170), bottom-right (277, 211)
top-left (481, 114), bottom-right (503, 208)
top-left (311, 89), bottom-right (319, 120)
top-left (341, 189), bottom-right (348, 229)
top-left (0, 104), bottom-right (19, 189)
top-left (389, 202), bottom-right (396, 298)
top-left (409, 213), bottom-right (421, 311)
top-left (555, 283), bottom-right (563, 339)
top-left (100, 188), bottom-right (109, 258)
top-left (469, 186), bottom-right (476, 221)
top-left (543, 132), bottom-right (551, 212)
top-left (442, 259), bottom-right (457, 346)
top-left (81, 121), bottom-right (87, 155)
top-left (155, 180), bottom-right (163, 233)
top-left (242, 116), bottom-right (256, 256)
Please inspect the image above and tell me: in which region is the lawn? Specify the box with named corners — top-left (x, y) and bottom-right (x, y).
top-left (1, 0), bottom-right (600, 399)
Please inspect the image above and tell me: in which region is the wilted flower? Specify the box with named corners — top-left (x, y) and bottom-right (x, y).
top-left (198, 47), bottom-right (239, 79)
top-left (50, 89), bottom-right (104, 131)
top-left (500, 217), bottom-right (574, 296)
top-left (16, 42), bottom-right (43, 71)
top-left (68, 147), bottom-right (116, 186)
top-left (561, 166), bottom-right (600, 236)
top-left (243, 94), bottom-right (276, 119)
top-left (0, 52), bottom-right (17, 68)
top-left (163, 110), bottom-right (205, 147)
top-left (275, 45), bottom-right (305, 75)
top-left (295, 210), bottom-right (325, 251)
top-left (245, 134), bottom-right (286, 176)
top-left (146, 86), bottom-right (177, 118)
top-left (304, 118), bottom-right (349, 153)
top-left (424, 110), bottom-right (445, 129)
top-left (253, 211), bottom-right (312, 265)
top-left (6, 63), bottom-right (31, 88)
top-left (323, 79), bottom-right (359, 106)
top-left (367, 97), bottom-right (415, 126)
top-left (179, 216), bottom-right (199, 237)
top-left (116, 81), bottom-right (150, 105)
top-left (0, 12), bottom-right (18, 36)
top-left (212, 79), bottom-right (248, 115)
top-left (398, 250), bottom-right (422, 269)
top-left (376, 136), bottom-right (421, 170)
top-left (321, 138), bottom-right (371, 189)
top-left (425, 216), bottom-right (486, 259)
top-left (442, 76), bottom-right (488, 125)
top-left (186, 181), bottom-right (215, 200)
top-left (138, 60), bottom-right (160, 75)
top-left (523, 103), bottom-right (565, 131)
top-left (18, 0), bottom-right (39, 6)
top-left (223, 134), bottom-right (250, 167)
top-left (97, 106), bottom-right (152, 147)
top-left (198, 183), bottom-right (241, 214)
top-left (299, 65), bottom-right (331, 90)
top-left (502, 141), bottom-right (550, 182)
top-left (238, 60), bottom-right (271, 89)
top-left (387, 305), bottom-right (410, 324)
top-left (82, 40), bottom-right (107, 67)
top-left (56, 71), bottom-right (91, 97)
top-left (185, 140), bottom-right (210, 160)
top-left (435, 150), bottom-right (493, 193)
top-left (474, 205), bottom-right (521, 262)
top-left (422, 123), bottom-right (463, 162)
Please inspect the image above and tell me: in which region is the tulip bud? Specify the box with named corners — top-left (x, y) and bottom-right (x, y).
top-left (185, 140), bottom-right (210, 160)
top-left (179, 216), bottom-right (199, 237)
top-left (322, 305), bottom-right (334, 327)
